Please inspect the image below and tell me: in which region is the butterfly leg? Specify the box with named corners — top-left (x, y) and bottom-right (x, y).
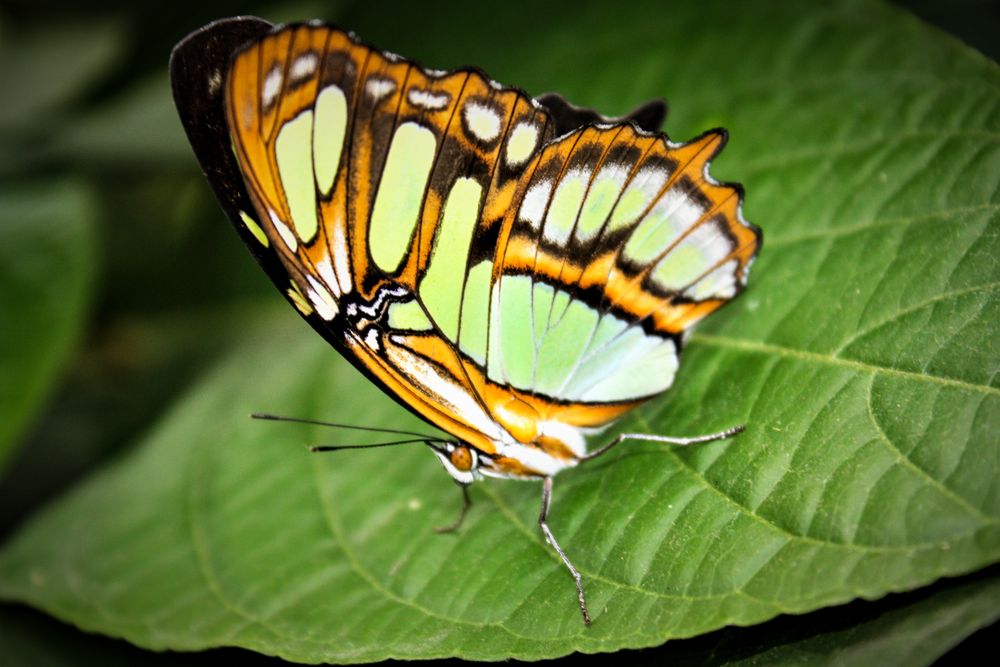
top-left (539, 476), bottom-right (592, 626)
top-left (435, 483), bottom-right (471, 534)
top-left (580, 425), bottom-right (744, 462)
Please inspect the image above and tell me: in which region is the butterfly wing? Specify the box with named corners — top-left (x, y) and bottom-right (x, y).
top-left (171, 18), bottom-right (759, 465)
top-left (170, 18), bottom-right (440, 422)
top-left (481, 123), bottom-right (761, 429)
top-left (173, 19), bottom-right (566, 452)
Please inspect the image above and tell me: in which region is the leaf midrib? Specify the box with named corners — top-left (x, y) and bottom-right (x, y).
top-left (762, 203), bottom-right (999, 249)
top-left (692, 333), bottom-right (1000, 397)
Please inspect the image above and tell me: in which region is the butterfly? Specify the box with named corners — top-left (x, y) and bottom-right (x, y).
top-left (169, 16), bottom-right (761, 626)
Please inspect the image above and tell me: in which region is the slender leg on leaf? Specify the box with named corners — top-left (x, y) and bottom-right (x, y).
top-left (435, 483), bottom-right (471, 534)
top-left (580, 424), bottom-right (745, 462)
top-left (539, 476), bottom-right (591, 626)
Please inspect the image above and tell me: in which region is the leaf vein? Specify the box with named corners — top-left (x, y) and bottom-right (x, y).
top-left (864, 374), bottom-right (997, 524)
top-left (835, 283), bottom-right (1000, 356)
top-left (764, 202), bottom-right (999, 248)
top-left (742, 129), bottom-right (1000, 177)
top-left (631, 413), bottom-right (976, 552)
top-left (693, 333), bottom-right (1000, 397)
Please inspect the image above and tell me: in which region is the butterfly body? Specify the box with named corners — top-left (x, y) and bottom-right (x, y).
top-left (320, 281), bottom-right (584, 480)
top-left (171, 17), bottom-right (760, 625)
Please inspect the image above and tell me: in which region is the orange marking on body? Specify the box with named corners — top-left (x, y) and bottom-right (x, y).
top-left (450, 445), bottom-right (474, 471)
top-left (533, 435), bottom-right (579, 462)
top-left (487, 393), bottom-right (540, 444)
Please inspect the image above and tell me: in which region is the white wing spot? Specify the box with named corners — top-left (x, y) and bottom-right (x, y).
top-left (537, 421), bottom-right (586, 457)
top-left (269, 209), bottom-right (298, 251)
top-left (464, 101), bottom-right (502, 142)
top-left (494, 441), bottom-right (565, 477)
top-left (519, 180), bottom-right (552, 229)
top-left (364, 329), bottom-right (380, 350)
top-left (408, 88), bottom-right (450, 110)
top-left (289, 53), bottom-right (318, 81)
top-left (207, 69), bottom-right (222, 96)
top-left (262, 66), bottom-right (283, 108)
top-left (306, 275), bottom-right (338, 320)
top-left (331, 222), bottom-right (353, 294)
top-left (366, 77), bottom-right (395, 102)
top-left (316, 256), bottom-right (341, 298)
top-left (385, 345), bottom-right (507, 442)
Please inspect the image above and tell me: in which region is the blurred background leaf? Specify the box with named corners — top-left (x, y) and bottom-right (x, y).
top-left (0, 181), bottom-right (96, 471)
top-left (0, 18), bottom-right (123, 133)
top-left (0, 0), bottom-right (997, 663)
top-left (47, 74), bottom-right (191, 166)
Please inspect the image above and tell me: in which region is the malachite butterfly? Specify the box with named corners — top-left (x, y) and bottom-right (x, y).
top-left (170, 16), bottom-right (762, 626)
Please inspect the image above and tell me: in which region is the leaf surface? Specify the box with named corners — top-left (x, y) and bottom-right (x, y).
top-left (0, 181), bottom-right (96, 471)
top-left (640, 569), bottom-right (1000, 666)
top-left (0, 19), bottom-right (123, 132)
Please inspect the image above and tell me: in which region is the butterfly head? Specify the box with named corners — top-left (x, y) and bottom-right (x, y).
top-left (428, 442), bottom-right (482, 484)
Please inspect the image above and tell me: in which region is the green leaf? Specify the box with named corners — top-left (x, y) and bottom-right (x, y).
top-left (0, 181), bottom-right (97, 471)
top-left (0, 19), bottom-right (124, 174)
top-left (48, 74), bottom-right (193, 167)
top-left (1, 571), bottom-right (996, 667)
top-left (1, 0), bottom-right (998, 662)
top-left (45, 3), bottom-right (338, 168)
top-left (0, 19), bottom-right (124, 132)
top-left (0, 603), bottom-right (285, 666)
top-left (654, 570), bottom-right (1000, 666)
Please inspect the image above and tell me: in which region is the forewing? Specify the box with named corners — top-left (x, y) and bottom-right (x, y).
top-left (176, 19), bottom-right (563, 450)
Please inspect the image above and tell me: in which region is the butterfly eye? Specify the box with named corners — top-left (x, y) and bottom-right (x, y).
top-left (449, 445), bottom-right (476, 472)
top-left (429, 443), bottom-right (477, 485)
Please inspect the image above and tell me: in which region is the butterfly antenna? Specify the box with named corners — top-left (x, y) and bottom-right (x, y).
top-left (310, 437), bottom-right (445, 453)
top-left (251, 412), bottom-right (440, 439)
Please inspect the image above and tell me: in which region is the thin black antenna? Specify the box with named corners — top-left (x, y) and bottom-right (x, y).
top-left (310, 437), bottom-right (442, 453)
top-left (251, 412), bottom-right (439, 440)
